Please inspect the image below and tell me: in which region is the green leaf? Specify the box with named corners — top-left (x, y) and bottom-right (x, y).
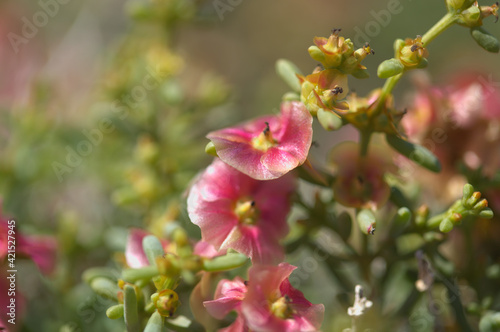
top-left (124, 285), bottom-right (140, 332)
top-left (106, 304), bottom-right (124, 320)
top-left (471, 27), bottom-right (500, 53)
top-left (144, 311), bottom-right (164, 332)
top-left (143, 235), bottom-right (165, 266)
top-left (122, 266), bottom-right (160, 283)
top-left (203, 253), bottom-right (248, 272)
top-left (90, 277), bottom-right (120, 301)
top-left (386, 134), bottom-right (441, 173)
top-left (276, 59), bottom-right (303, 92)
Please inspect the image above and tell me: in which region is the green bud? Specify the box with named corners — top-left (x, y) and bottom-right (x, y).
top-left (124, 285), bottom-right (140, 332)
top-left (480, 208), bottom-right (494, 219)
top-left (90, 278), bottom-right (120, 301)
top-left (415, 205), bottom-right (430, 227)
top-left (386, 134), bottom-right (441, 173)
top-left (144, 311), bottom-right (164, 332)
top-left (282, 92), bottom-right (300, 101)
top-left (205, 141), bottom-right (218, 157)
top-left (395, 207), bottom-right (412, 225)
top-left (143, 235), bottom-right (165, 266)
top-left (462, 183), bottom-right (474, 205)
top-left (152, 289), bottom-right (180, 317)
top-left (439, 218), bottom-right (454, 233)
top-left (308, 46), bottom-right (326, 64)
top-left (377, 58), bottom-right (404, 79)
top-left (203, 253), bottom-right (248, 272)
top-left (276, 59), bottom-right (303, 92)
top-left (317, 108), bottom-right (343, 131)
top-left (357, 209), bottom-right (376, 235)
top-left (479, 312), bottom-right (500, 332)
top-left (466, 191), bottom-right (482, 208)
top-left (106, 304), bottom-right (124, 320)
top-left (471, 27), bottom-right (500, 53)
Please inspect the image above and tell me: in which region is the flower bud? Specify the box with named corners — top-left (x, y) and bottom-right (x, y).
top-left (205, 141), bottom-right (218, 157)
top-left (317, 108), bottom-right (343, 131)
top-left (377, 58), bottom-right (404, 79)
top-left (357, 209), bottom-right (376, 235)
top-left (439, 218), bottom-right (454, 233)
top-left (415, 204), bottom-right (430, 227)
top-left (480, 208), bottom-right (494, 219)
top-left (462, 183), bottom-right (475, 205)
top-left (471, 27), bottom-right (500, 53)
top-left (152, 289), bottom-right (180, 317)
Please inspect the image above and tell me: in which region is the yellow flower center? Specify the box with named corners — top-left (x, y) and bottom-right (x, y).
top-left (251, 122), bottom-right (278, 152)
top-left (234, 199), bottom-right (258, 225)
top-left (270, 295), bottom-right (294, 319)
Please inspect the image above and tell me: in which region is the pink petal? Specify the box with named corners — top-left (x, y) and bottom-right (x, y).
top-left (218, 315), bottom-right (249, 332)
top-left (207, 102), bottom-right (312, 180)
top-left (125, 228), bottom-right (154, 268)
top-left (204, 277), bottom-right (247, 319)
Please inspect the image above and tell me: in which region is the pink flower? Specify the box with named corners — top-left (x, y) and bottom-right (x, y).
top-left (330, 141), bottom-right (395, 209)
top-left (0, 218), bottom-right (57, 275)
top-left (203, 263), bottom-right (324, 332)
top-left (187, 159), bottom-right (295, 264)
top-left (207, 102), bottom-right (313, 180)
top-left (125, 228), bottom-right (170, 268)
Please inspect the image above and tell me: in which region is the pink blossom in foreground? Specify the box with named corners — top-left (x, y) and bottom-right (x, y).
top-left (187, 159), bottom-right (295, 263)
top-left (207, 101), bottom-right (313, 180)
top-left (0, 218), bottom-right (57, 275)
top-left (203, 263), bottom-right (324, 332)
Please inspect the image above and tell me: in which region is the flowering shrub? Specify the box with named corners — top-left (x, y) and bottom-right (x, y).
top-left (1, 0), bottom-right (500, 331)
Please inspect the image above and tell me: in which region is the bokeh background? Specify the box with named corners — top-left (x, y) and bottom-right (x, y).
top-left (1, 0), bottom-right (499, 331)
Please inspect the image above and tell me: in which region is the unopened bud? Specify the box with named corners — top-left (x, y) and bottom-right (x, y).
top-left (439, 218), bottom-right (454, 233)
top-left (357, 209), bottom-right (377, 235)
top-left (152, 289), bottom-right (180, 317)
top-left (317, 108), bottom-right (343, 131)
top-left (377, 58), bottom-right (404, 79)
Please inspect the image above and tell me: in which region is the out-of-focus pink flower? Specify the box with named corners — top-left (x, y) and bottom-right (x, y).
top-left (0, 219), bottom-right (57, 275)
top-left (125, 228), bottom-right (171, 268)
top-left (401, 88), bottom-right (442, 139)
top-left (330, 141), bottom-right (394, 209)
top-left (187, 159), bottom-right (295, 264)
top-left (207, 102), bottom-right (313, 180)
top-left (203, 263), bottom-right (324, 332)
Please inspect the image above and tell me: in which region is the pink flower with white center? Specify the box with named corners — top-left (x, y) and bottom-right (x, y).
top-left (207, 101), bottom-right (313, 180)
top-left (187, 159), bottom-right (295, 264)
top-left (203, 263), bottom-right (324, 332)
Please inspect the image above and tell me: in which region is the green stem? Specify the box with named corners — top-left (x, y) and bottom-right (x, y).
top-left (372, 13), bottom-right (457, 117)
top-left (422, 12), bottom-right (458, 47)
top-left (359, 130), bottom-right (372, 156)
